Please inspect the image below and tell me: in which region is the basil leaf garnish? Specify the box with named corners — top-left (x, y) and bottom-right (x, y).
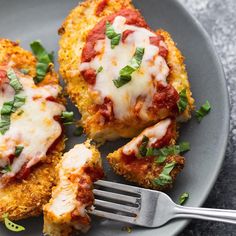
top-left (0, 165), bottom-right (12, 174)
top-left (11, 94), bottom-right (26, 112)
top-left (15, 146), bottom-right (24, 157)
top-left (177, 89), bottom-right (188, 112)
top-left (113, 75), bottom-right (132, 88)
top-left (7, 69), bottom-right (23, 93)
top-left (195, 100), bottom-right (211, 122)
top-left (153, 162), bottom-right (176, 186)
top-left (30, 41), bottom-right (53, 84)
top-left (61, 111), bottom-right (74, 125)
top-left (138, 135), bottom-right (149, 157)
top-left (105, 22), bottom-right (121, 49)
top-left (113, 47), bottom-right (145, 88)
top-left (130, 47), bottom-right (145, 69)
top-left (97, 66), bottom-right (103, 73)
top-left (179, 192), bottom-right (189, 205)
top-left (0, 70), bottom-right (25, 134)
top-left (145, 142), bottom-right (190, 163)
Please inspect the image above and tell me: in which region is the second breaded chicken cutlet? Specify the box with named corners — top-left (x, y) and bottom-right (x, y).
top-left (58, 0), bottom-right (194, 143)
top-left (0, 39), bottom-right (65, 221)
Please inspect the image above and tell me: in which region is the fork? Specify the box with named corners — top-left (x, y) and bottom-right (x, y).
top-left (89, 180), bottom-right (236, 227)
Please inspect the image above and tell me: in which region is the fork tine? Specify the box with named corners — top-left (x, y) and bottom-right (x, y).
top-left (93, 189), bottom-right (139, 204)
top-left (94, 199), bottom-right (139, 214)
top-left (95, 180), bottom-right (141, 194)
top-left (89, 209), bottom-right (136, 224)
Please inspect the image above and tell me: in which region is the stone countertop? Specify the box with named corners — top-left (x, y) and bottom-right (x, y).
top-left (178, 0), bottom-right (236, 235)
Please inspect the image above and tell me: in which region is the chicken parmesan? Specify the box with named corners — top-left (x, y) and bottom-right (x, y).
top-left (107, 118), bottom-right (187, 190)
top-left (43, 141), bottom-right (104, 236)
top-left (59, 0), bottom-right (194, 142)
top-left (0, 39), bottom-right (65, 221)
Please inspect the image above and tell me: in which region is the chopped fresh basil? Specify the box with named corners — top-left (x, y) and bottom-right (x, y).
top-left (153, 162), bottom-right (176, 186)
top-left (177, 89), bottom-right (188, 113)
top-left (0, 165), bottom-right (12, 174)
top-left (0, 101), bottom-right (13, 135)
top-left (61, 111), bottom-right (74, 125)
top-left (130, 47), bottom-right (145, 69)
top-left (12, 94), bottom-right (26, 112)
top-left (111, 34), bottom-right (121, 49)
top-left (15, 146), bottom-right (24, 157)
top-left (105, 22), bottom-right (121, 49)
top-left (7, 69), bottom-right (23, 93)
top-left (97, 66), bottom-right (103, 73)
top-left (0, 71), bottom-right (25, 135)
top-left (179, 192), bottom-right (189, 205)
top-left (0, 120), bottom-right (11, 135)
top-left (145, 142), bottom-right (190, 163)
top-left (113, 47), bottom-right (145, 88)
top-left (0, 96), bottom-right (26, 134)
top-left (121, 226), bottom-right (133, 233)
top-left (138, 135), bottom-right (149, 157)
top-left (1, 101), bottom-right (14, 116)
top-left (120, 65), bottom-right (136, 77)
top-left (73, 126), bottom-right (83, 136)
top-left (2, 213), bottom-right (25, 232)
top-left (155, 155), bottom-right (167, 164)
top-left (30, 41), bottom-right (53, 84)
top-left (113, 75), bottom-right (132, 88)
top-left (20, 68), bottom-right (29, 75)
top-left (195, 100), bottom-right (211, 122)
top-left (179, 142), bottom-right (190, 153)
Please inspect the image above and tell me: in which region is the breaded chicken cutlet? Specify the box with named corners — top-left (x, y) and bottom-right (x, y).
top-left (0, 39), bottom-right (65, 221)
top-left (107, 118), bottom-right (187, 190)
top-left (58, 0), bottom-right (194, 143)
top-left (43, 141), bottom-right (104, 236)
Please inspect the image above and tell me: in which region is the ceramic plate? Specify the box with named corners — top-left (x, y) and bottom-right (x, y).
top-left (0, 0), bottom-right (229, 235)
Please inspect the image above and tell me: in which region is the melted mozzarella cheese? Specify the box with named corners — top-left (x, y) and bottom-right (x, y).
top-left (48, 144), bottom-right (92, 217)
top-left (123, 118), bottom-right (171, 155)
top-left (0, 70), bottom-right (65, 186)
top-left (80, 16), bottom-right (169, 121)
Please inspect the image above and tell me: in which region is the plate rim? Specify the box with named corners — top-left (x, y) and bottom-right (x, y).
top-left (169, 0), bottom-right (230, 235)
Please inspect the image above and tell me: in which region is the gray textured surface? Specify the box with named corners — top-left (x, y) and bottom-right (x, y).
top-left (0, 0), bottom-right (233, 235)
top-left (179, 0), bottom-right (236, 235)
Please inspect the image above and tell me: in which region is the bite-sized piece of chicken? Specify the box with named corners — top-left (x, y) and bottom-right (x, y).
top-left (43, 141), bottom-right (104, 236)
top-left (58, 0), bottom-right (194, 143)
top-left (107, 118), bottom-right (186, 190)
top-left (0, 39), bottom-right (65, 221)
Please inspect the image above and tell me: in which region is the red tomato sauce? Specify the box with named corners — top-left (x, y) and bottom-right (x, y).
top-left (95, 0), bottom-right (108, 16)
top-left (81, 9), bottom-right (149, 65)
top-left (122, 29), bottom-right (134, 43)
top-left (71, 166), bottom-right (104, 221)
top-left (151, 121), bottom-right (175, 148)
top-left (80, 9), bottom-right (177, 122)
top-left (152, 82), bottom-right (179, 112)
top-left (121, 120), bottom-right (174, 164)
top-left (97, 97), bottom-right (114, 122)
top-left (0, 69), bottom-right (8, 87)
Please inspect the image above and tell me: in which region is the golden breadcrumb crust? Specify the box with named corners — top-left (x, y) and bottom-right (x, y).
top-left (58, 0), bottom-right (194, 143)
top-left (0, 39), bottom-right (65, 221)
top-left (108, 150), bottom-right (184, 190)
top-left (43, 141), bottom-right (102, 236)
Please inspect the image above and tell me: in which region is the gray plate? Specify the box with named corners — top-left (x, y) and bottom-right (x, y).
top-left (0, 0), bottom-right (229, 235)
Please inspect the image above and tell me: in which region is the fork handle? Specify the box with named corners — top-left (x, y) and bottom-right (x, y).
top-left (174, 205), bottom-right (236, 224)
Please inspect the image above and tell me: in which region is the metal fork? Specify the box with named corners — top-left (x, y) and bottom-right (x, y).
top-left (89, 180), bottom-right (236, 227)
